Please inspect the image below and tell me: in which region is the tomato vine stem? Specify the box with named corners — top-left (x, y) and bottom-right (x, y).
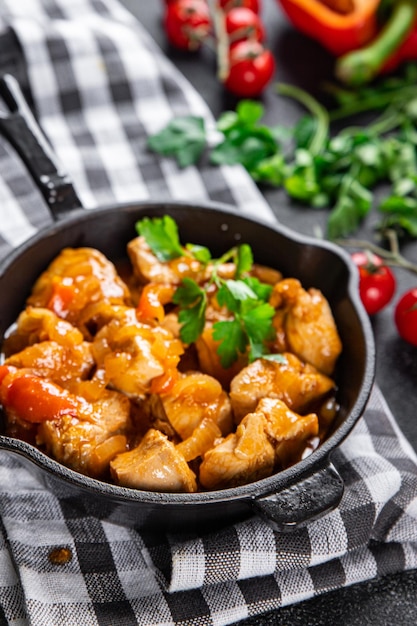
top-left (337, 229), bottom-right (417, 275)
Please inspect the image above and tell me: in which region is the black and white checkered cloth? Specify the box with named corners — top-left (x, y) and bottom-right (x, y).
top-left (0, 1), bottom-right (416, 625)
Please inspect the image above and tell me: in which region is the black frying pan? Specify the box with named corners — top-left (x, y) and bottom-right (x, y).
top-left (0, 75), bottom-right (375, 533)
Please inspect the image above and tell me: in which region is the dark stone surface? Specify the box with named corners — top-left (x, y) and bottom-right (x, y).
top-left (124, 2), bottom-right (417, 625)
top-left (1, 2), bottom-right (415, 623)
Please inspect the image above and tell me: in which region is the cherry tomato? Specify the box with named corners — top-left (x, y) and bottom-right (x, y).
top-left (351, 251), bottom-right (396, 315)
top-left (394, 288), bottom-right (417, 346)
top-left (164, 0), bottom-right (211, 51)
top-left (225, 7), bottom-right (265, 43)
top-left (223, 40), bottom-right (275, 97)
top-left (219, 0), bottom-right (261, 13)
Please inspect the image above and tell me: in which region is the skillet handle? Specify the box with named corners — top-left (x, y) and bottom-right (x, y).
top-left (0, 74), bottom-right (81, 218)
top-left (252, 462), bottom-right (344, 532)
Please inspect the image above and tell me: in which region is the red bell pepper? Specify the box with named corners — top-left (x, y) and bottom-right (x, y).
top-left (277, 0), bottom-right (381, 55)
top-left (336, 0), bottom-right (417, 84)
top-left (0, 365), bottom-right (78, 423)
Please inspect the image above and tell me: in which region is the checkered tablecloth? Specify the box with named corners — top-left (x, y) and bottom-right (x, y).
top-left (0, 2), bottom-right (416, 625)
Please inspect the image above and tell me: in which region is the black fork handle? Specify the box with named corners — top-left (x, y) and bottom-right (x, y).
top-left (0, 73), bottom-right (82, 218)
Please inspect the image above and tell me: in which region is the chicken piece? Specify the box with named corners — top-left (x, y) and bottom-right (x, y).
top-left (160, 311), bottom-right (182, 338)
top-left (76, 302), bottom-right (135, 340)
top-left (128, 236), bottom-right (241, 286)
top-left (136, 283), bottom-right (176, 324)
top-left (229, 353), bottom-right (335, 423)
top-left (257, 396), bottom-right (319, 442)
top-left (250, 263), bottom-right (282, 285)
top-left (148, 371), bottom-right (233, 440)
top-left (254, 397), bottom-right (319, 467)
top-left (4, 340), bottom-right (94, 386)
top-left (27, 247), bottom-right (131, 328)
top-left (92, 316), bottom-right (183, 398)
top-left (2, 307), bottom-right (84, 357)
top-left (110, 428), bottom-right (197, 492)
top-left (199, 411), bottom-right (275, 490)
top-left (37, 388), bottom-right (132, 478)
top-left (270, 278), bottom-right (342, 376)
top-left (176, 417), bottom-right (222, 462)
top-left (199, 396), bottom-right (320, 490)
top-left (127, 236), bottom-right (204, 285)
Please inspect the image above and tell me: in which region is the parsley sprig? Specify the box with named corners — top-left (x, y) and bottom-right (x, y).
top-left (136, 216), bottom-right (275, 368)
top-left (147, 64), bottom-right (417, 242)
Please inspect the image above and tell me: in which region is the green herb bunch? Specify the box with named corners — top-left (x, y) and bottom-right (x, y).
top-left (136, 216), bottom-right (278, 368)
top-left (147, 64), bottom-right (417, 241)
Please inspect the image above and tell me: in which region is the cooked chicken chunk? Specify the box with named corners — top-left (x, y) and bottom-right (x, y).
top-left (160, 312), bottom-right (182, 338)
top-left (2, 307), bottom-right (84, 356)
top-left (128, 236), bottom-right (203, 285)
top-left (229, 354), bottom-right (335, 423)
top-left (37, 388), bottom-right (131, 477)
top-left (127, 236), bottom-right (238, 287)
top-left (148, 371), bottom-right (233, 440)
top-left (4, 340), bottom-right (94, 386)
top-left (110, 428), bottom-right (197, 492)
top-left (199, 396), bottom-right (319, 490)
top-left (199, 411), bottom-right (275, 490)
top-left (255, 397), bottom-right (319, 467)
top-left (176, 417), bottom-right (222, 462)
top-left (27, 248), bottom-right (131, 328)
top-left (270, 278), bottom-right (342, 376)
top-left (92, 316), bottom-right (183, 398)
top-left (250, 263), bottom-right (283, 285)
top-left (76, 302), bottom-right (135, 340)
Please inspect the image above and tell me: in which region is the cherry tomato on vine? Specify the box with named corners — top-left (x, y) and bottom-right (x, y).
top-left (224, 40), bottom-right (275, 97)
top-left (225, 7), bottom-right (265, 43)
top-left (394, 288), bottom-right (417, 346)
top-left (220, 0), bottom-right (261, 13)
top-left (164, 0), bottom-right (211, 51)
top-left (351, 251), bottom-right (396, 315)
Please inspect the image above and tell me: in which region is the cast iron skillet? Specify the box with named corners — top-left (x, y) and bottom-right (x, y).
top-left (0, 75), bottom-right (375, 533)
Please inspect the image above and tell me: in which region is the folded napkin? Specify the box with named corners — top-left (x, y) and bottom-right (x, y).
top-left (0, 1), bottom-right (416, 625)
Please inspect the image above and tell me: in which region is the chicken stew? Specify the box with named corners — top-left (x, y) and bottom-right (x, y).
top-left (0, 216), bottom-right (342, 493)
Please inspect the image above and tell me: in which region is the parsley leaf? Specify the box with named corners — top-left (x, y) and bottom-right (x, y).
top-left (242, 276), bottom-right (273, 301)
top-left (173, 278), bottom-right (207, 344)
top-left (241, 301), bottom-right (276, 347)
top-left (328, 175), bottom-right (373, 239)
top-left (211, 100), bottom-right (280, 176)
top-left (217, 279), bottom-right (257, 309)
top-left (147, 116), bottom-right (206, 168)
top-left (378, 195), bottom-right (417, 237)
top-left (213, 319), bottom-right (247, 369)
top-left (185, 243), bottom-right (211, 263)
top-left (136, 215), bottom-right (184, 261)
top-left (213, 280), bottom-right (276, 367)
